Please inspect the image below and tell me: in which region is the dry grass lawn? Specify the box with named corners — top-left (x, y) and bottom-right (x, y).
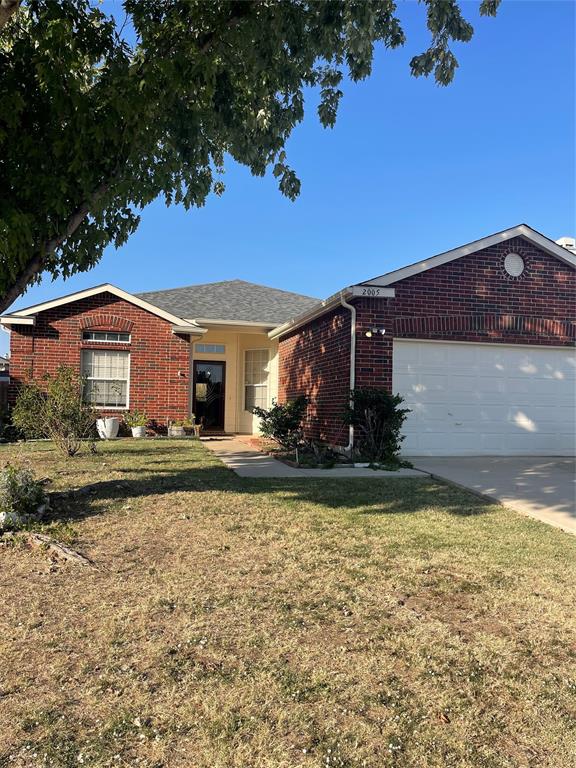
top-left (0, 439), bottom-right (575, 768)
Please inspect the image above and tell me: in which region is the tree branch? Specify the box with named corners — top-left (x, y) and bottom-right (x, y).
top-left (0, 0), bottom-right (20, 30)
top-left (0, 182), bottom-right (109, 314)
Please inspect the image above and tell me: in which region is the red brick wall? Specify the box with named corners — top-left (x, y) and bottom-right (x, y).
top-left (278, 306), bottom-right (351, 445)
top-left (9, 292), bottom-right (191, 424)
top-left (279, 238), bottom-right (576, 445)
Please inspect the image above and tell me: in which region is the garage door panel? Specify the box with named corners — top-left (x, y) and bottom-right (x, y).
top-left (393, 341), bottom-right (576, 456)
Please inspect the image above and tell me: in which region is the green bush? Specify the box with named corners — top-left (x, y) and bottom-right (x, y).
top-left (12, 366), bottom-right (96, 456)
top-left (344, 388), bottom-right (410, 463)
top-left (252, 396), bottom-right (309, 451)
top-left (0, 464), bottom-right (48, 530)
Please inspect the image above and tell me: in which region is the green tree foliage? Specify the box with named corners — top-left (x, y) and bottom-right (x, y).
top-left (253, 396), bottom-right (309, 451)
top-left (344, 387), bottom-right (410, 463)
top-left (0, 0), bottom-right (499, 311)
top-left (12, 365), bottom-right (96, 456)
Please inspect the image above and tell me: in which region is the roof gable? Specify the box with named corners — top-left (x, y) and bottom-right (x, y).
top-left (0, 283), bottom-right (192, 327)
top-left (362, 224), bottom-right (576, 287)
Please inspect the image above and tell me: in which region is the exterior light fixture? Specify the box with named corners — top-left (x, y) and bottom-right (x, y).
top-left (365, 327), bottom-right (386, 338)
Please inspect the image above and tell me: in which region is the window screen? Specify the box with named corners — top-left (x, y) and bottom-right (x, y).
top-left (81, 349), bottom-right (130, 408)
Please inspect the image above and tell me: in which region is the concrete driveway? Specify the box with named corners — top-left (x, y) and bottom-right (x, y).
top-left (410, 457), bottom-right (576, 534)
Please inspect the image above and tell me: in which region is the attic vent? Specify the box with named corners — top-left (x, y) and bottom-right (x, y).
top-left (504, 253), bottom-right (525, 277)
top-left (556, 236), bottom-right (576, 254)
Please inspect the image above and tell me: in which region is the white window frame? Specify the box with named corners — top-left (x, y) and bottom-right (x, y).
top-left (82, 331), bottom-right (131, 343)
top-left (195, 343), bottom-right (226, 354)
top-left (81, 349), bottom-right (131, 410)
top-left (244, 349), bottom-right (269, 412)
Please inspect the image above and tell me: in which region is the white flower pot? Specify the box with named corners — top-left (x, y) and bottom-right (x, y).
top-left (168, 425), bottom-right (185, 437)
top-left (97, 417), bottom-right (120, 440)
top-left (131, 426), bottom-right (147, 438)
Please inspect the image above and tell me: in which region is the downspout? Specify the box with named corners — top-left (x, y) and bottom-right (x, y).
top-left (339, 292), bottom-right (356, 455)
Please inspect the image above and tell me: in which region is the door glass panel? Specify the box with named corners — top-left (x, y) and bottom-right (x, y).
top-left (194, 362), bottom-right (225, 430)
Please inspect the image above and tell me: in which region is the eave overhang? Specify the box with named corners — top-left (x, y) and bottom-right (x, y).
top-left (268, 286), bottom-right (395, 340)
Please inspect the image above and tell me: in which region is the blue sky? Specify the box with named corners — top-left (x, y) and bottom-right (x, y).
top-left (2, 0), bottom-right (574, 355)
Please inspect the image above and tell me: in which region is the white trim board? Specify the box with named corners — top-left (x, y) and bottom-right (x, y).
top-left (394, 337), bottom-right (576, 351)
top-left (0, 315), bottom-right (35, 326)
top-left (0, 283), bottom-right (199, 329)
top-left (363, 224), bottom-right (576, 287)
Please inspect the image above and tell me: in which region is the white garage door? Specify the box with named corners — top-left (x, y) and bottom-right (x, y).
top-left (393, 340), bottom-right (576, 456)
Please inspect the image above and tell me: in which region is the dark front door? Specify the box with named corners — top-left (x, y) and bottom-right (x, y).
top-left (193, 361), bottom-right (226, 431)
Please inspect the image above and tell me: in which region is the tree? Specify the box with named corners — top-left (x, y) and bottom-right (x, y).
top-left (0, 0), bottom-right (500, 312)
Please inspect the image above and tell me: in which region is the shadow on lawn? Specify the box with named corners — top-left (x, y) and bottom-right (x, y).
top-left (50, 461), bottom-right (493, 523)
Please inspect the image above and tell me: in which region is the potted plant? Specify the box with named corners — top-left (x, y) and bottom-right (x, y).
top-left (96, 415), bottom-right (120, 440)
top-left (124, 409), bottom-right (148, 438)
top-left (168, 419), bottom-right (186, 437)
top-left (190, 414), bottom-right (202, 438)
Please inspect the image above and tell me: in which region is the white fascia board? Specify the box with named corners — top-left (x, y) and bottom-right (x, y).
top-left (1, 283), bottom-right (199, 329)
top-left (0, 315), bottom-right (36, 326)
top-left (172, 325), bottom-right (207, 336)
top-left (188, 317), bottom-right (276, 330)
top-left (268, 286), bottom-right (395, 340)
top-left (363, 224), bottom-right (576, 287)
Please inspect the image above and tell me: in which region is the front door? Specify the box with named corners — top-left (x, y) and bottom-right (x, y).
top-left (193, 361), bottom-right (226, 431)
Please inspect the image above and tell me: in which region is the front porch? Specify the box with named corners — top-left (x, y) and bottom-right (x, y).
top-left (188, 325), bottom-right (278, 435)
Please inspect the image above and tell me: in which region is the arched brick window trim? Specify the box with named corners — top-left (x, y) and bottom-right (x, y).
top-left (80, 314), bottom-right (134, 333)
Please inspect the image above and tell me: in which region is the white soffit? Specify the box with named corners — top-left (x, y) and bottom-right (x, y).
top-left (363, 224), bottom-right (576, 287)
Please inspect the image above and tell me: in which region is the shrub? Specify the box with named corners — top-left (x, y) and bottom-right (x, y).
top-left (12, 366), bottom-right (96, 456)
top-left (343, 388), bottom-right (410, 463)
top-left (0, 405), bottom-right (20, 442)
top-left (0, 464), bottom-right (48, 530)
top-left (252, 396), bottom-right (309, 452)
top-left (10, 383), bottom-right (46, 440)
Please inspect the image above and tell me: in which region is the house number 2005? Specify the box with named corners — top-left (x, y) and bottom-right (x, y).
top-left (361, 287), bottom-right (381, 296)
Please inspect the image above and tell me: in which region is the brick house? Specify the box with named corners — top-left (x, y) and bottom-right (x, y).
top-left (2, 224), bottom-right (575, 456)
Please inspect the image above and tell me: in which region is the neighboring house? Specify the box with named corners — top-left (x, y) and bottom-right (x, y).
top-left (2, 224), bottom-right (575, 456)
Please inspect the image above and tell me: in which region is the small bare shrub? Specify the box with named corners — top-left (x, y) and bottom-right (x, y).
top-left (12, 366), bottom-right (96, 457)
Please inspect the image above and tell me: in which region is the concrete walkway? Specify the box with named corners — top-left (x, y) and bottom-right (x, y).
top-left (201, 438), bottom-right (424, 479)
top-left (411, 457), bottom-right (576, 534)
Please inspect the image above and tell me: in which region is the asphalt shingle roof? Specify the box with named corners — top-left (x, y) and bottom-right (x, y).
top-left (136, 280), bottom-right (319, 326)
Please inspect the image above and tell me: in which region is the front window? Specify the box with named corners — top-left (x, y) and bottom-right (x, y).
top-left (81, 349), bottom-right (130, 408)
top-left (244, 349), bottom-right (269, 411)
